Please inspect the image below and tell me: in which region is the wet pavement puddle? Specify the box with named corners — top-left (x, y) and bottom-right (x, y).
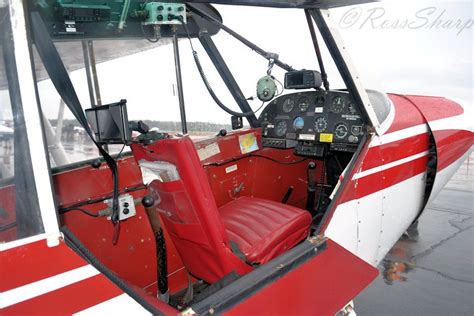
top-left (356, 152), bottom-right (474, 315)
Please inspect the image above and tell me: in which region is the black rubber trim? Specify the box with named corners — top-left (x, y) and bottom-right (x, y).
top-left (191, 238), bottom-right (327, 315)
top-left (395, 94), bottom-right (438, 223)
top-left (61, 227), bottom-right (165, 316)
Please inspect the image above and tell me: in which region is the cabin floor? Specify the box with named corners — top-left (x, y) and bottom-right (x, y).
top-left (356, 151), bottom-right (474, 315)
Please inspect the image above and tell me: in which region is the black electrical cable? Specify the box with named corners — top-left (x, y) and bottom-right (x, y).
top-left (179, 17), bottom-right (263, 118)
top-left (252, 154), bottom-right (307, 165)
top-left (204, 154), bottom-right (307, 167)
top-left (58, 184), bottom-right (146, 212)
top-left (305, 10), bottom-right (330, 91)
top-left (59, 207), bottom-right (100, 218)
top-left (139, 0), bottom-right (159, 43)
top-left (140, 24), bottom-right (160, 43)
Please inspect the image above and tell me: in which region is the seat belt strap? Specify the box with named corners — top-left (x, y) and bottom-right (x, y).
top-left (30, 12), bottom-right (121, 234)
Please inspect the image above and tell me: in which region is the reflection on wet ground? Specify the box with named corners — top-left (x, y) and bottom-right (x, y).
top-left (356, 152), bottom-right (474, 315)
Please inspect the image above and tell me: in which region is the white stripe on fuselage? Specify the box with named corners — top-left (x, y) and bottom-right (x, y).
top-left (358, 114), bottom-right (470, 180)
top-left (369, 124), bottom-right (428, 148)
top-left (0, 265), bottom-right (99, 308)
top-left (370, 114), bottom-right (470, 148)
top-left (353, 151), bottom-right (429, 180)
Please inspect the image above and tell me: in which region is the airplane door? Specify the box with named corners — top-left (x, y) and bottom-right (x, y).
top-left (187, 238), bottom-right (378, 316)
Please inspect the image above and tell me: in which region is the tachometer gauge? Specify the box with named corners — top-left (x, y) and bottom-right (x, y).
top-left (298, 97), bottom-right (310, 112)
top-left (293, 117), bottom-right (305, 130)
top-left (314, 117), bottom-right (328, 133)
top-left (331, 96), bottom-right (346, 113)
top-left (275, 121), bottom-right (288, 137)
top-left (282, 98), bottom-right (295, 113)
top-left (334, 123), bottom-right (349, 139)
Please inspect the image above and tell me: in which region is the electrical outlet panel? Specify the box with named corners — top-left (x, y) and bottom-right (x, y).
top-left (106, 194), bottom-right (136, 221)
top-left (143, 2), bottom-right (186, 25)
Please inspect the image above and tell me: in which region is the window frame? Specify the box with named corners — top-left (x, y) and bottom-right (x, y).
top-left (0, 0), bottom-right (60, 249)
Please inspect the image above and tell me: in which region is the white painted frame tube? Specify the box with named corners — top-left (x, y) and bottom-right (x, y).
top-left (8, 0), bottom-right (61, 247)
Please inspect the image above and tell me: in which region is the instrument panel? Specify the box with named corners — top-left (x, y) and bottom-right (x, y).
top-left (258, 91), bottom-right (365, 154)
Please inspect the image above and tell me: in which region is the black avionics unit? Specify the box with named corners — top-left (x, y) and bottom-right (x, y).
top-left (284, 70), bottom-right (322, 90)
top-left (85, 99), bottom-right (131, 145)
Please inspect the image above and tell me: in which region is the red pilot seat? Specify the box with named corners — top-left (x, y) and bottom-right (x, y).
top-left (132, 136), bottom-right (311, 284)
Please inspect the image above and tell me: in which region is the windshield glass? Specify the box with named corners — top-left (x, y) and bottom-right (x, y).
top-left (0, 4), bottom-right (45, 243)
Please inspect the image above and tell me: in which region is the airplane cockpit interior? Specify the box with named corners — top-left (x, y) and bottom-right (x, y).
top-left (0, 1), bottom-right (393, 311)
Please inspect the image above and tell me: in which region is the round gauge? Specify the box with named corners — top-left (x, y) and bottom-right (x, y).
top-left (282, 98), bottom-right (295, 113)
top-left (275, 121), bottom-right (288, 137)
top-left (314, 117), bottom-right (328, 133)
top-left (293, 117), bottom-right (305, 130)
top-left (331, 96), bottom-right (346, 113)
top-left (298, 97), bottom-right (310, 112)
top-left (334, 123), bottom-right (349, 139)
top-left (315, 96), bottom-right (325, 106)
top-left (348, 102), bottom-right (357, 114)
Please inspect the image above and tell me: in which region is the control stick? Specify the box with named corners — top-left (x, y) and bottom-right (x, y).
top-left (142, 195), bottom-right (169, 303)
top-left (306, 162), bottom-right (317, 216)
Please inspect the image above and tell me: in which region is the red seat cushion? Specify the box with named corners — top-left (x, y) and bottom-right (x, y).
top-left (219, 197), bottom-right (312, 264)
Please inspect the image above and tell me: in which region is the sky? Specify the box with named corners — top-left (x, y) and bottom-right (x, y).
top-left (2, 0), bottom-right (473, 126)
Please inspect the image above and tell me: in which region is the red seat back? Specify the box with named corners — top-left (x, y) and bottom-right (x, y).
top-left (132, 137), bottom-right (251, 283)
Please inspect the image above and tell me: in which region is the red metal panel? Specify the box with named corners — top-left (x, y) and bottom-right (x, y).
top-left (349, 156), bottom-right (428, 203)
top-left (252, 148), bottom-right (318, 209)
top-left (433, 129), bottom-right (473, 171)
top-left (386, 94), bottom-right (426, 133)
top-left (224, 239), bottom-right (378, 316)
top-left (0, 185), bottom-right (17, 242)
top-left (53, 157), bottom-right (143, 208)
top-left (361, 133), bottom-right (430, 171)
top-left (195, 130), bottom-right (263, 165)
top-left (54, 159), bottom-right (189, 294)
top-left (60, 189), bottom-right (189, 294)
top-left (403, 95), bottom-right (464, 122)
top-left (400, 95), bottom-right (473, 172)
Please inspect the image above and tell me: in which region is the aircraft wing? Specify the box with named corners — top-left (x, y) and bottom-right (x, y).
top-left (0, 39), bottom-right (169, 91)
top-left (1, 0), bottom-right (377, 90)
